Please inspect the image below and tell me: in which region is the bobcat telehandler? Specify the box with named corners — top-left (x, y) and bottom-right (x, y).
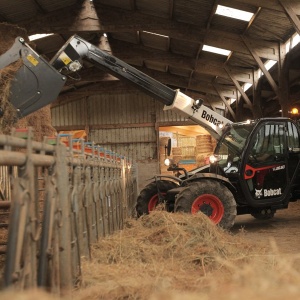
top-left (1, 35), bottom-right (300, 229)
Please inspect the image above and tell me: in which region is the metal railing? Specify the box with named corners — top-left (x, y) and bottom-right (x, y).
top-left (0, 128), bottom-right (137, 293)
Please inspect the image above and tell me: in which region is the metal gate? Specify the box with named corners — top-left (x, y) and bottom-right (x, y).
top-left (0, 128), bottom-right (137, 293)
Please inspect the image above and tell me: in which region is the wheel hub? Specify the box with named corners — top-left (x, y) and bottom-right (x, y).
top-left (191, 193), bottom-right (224, 224)
top-left (198, 203), bottom-right (213, 217)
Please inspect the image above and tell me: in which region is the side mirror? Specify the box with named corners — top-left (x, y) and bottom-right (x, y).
top-left (165, 138), bottom-right (171, 156)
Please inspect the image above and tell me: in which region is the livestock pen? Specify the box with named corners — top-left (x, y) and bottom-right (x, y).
top-left (0, 127), bottom-right (137, 293)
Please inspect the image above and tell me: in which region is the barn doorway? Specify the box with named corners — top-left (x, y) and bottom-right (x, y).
top-left (158, 125), bottom-right (216, 175)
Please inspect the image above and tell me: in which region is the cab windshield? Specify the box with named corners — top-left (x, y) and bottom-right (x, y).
top-left (214, 123), bottom-right (254, 173)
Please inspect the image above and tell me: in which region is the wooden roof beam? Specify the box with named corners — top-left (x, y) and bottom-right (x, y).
top-left (213, 82), bottom-right (237, 121)
top-left (187, 0), bottom-right (219, 92)
top-left (224, 65), bottom-right (253, 110)
top-left (242, 36), bottom-right (279, 97)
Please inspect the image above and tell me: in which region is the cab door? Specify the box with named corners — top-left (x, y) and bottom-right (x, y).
top-left (286, 121), bottom-right (300, 191)
top-left (243, 122), bottom-right (287, 202)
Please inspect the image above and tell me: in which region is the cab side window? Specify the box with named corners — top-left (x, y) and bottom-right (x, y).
top-left (287, 122), bottom-right (300, 151)
top-left (249, 123), bottom-right (284, 163)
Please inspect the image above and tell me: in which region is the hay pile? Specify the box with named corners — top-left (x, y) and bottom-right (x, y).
top-left (0, 23), bottom-right (56, 139)
top-left (74, 211), bottom-right (257, 299)
top-left (17, 106), bottom-right (56, 141)
top-left (0, 289), bottom-right (58, 300)
top-left (0, 23), bottom-right (26, 133)
top-left (1, 211), bottom-right (300, 299)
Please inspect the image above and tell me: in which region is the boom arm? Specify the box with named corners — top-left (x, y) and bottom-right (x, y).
top-left (0, 35), bottom-right (232, 140)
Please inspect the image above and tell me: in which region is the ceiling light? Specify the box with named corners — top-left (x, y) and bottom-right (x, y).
top-left (202, 45), bottom-right (231, 56)
top-left (216, 5), bottom-right (254, 22)
top-left (291, 108), bottom-right (299, 115)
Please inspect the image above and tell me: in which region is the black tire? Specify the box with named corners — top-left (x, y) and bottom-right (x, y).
top-left (251, 209), bottom-right (275, 220)
top-left (136, 180), bottom-right (178, 217)
top-left (174, 180), bottom-right (237, 229)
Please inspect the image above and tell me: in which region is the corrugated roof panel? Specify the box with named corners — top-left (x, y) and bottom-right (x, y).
top-left (124, 58), bottom-right (144, 67)
top-left (135, 0), bottom-right (170, 18)
top-left (211, 15), bottom-right (248, 35)
top-left (219, 0), bottom-right (258, 13)
top-left (110, 32), bottom-right (139, 44)
top-left (198, 51), bottom-right (228, 64)
top-left (140, 31), bottom-right (169, 51)
top-left (173, 0), bottom-right (214, 27)
top-left (144, 60), bottom-right (168, 72)
top-left (193, 72), bottom-right (216, 83)
top-left (96, 0), bottom-right (134, 10)
top-left (170, 38), bottom-right (199, 58)
top-left (169, 66), bottom-right (191, 78)
top-left (228, 52), bottom-right (257, 69)
top-left (35, 0), bottom-right (77, 12)
top-left (0, 0), bottom-right (38, 22)
top-left (247, 8), bottom-right (294, 42)
top-left (213, 76), bottom-right (234, 86)
top-left (0, 0), bottom-right (77, 22)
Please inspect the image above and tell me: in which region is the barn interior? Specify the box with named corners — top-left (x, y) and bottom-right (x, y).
top-left (1, 0), bottom-right (300, 189)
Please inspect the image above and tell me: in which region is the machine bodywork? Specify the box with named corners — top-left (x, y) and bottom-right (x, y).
top-left (1, 35), bottom-right (300, 228)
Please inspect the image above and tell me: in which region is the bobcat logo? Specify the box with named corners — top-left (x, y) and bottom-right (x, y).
top-left (255, 188), bottom-right (263, 199)
top-left (255, 188), bottom-right (282, 199)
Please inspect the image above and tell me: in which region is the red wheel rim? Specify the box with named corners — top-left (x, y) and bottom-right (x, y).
top-left (148, 193), bottom-right (166, 212)
top-left (191, 194), bottom-right (224, 224)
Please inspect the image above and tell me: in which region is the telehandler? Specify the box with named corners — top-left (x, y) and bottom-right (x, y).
top-left (1, 35), bottom-right (300, 229)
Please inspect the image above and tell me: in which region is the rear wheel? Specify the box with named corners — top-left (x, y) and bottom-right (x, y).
top-left (175, 180), bottom-right (237, 229)
top-left (136, 180), bottom-right (178, 217)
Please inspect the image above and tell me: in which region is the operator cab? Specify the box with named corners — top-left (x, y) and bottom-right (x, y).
top-left (210, 118), bottom-right (300, 207)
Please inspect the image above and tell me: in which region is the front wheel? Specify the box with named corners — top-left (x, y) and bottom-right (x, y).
top-left (136, 180), bottom-right (178, 217)
top-left (175, 180), bottom-right (237, 229)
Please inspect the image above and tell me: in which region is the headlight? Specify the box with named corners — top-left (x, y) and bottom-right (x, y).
top-left (291, 108), bottom-right (299, 115)
top-left (209, 155), bottom-right (218, 164)
top-left (164, 158), bottom-right (171, 166)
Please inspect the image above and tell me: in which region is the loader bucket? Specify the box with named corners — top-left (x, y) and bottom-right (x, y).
top-left (0, 37), bottom-right (66, 117)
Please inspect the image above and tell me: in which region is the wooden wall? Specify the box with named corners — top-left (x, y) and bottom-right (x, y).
top-left (51, 89), bottom-right (202, 191)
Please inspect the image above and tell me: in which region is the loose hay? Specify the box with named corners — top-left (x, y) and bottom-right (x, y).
top-left (74, 211), bottom-right (257, 299)
top-left (1, 211), bottom-right (300, 299)
top-left (0, 23), bottom-right (27, 133)
top-left (0, 288), bottom-right (58, 300)
top-left (17, 105), bottom-right (56, 141)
